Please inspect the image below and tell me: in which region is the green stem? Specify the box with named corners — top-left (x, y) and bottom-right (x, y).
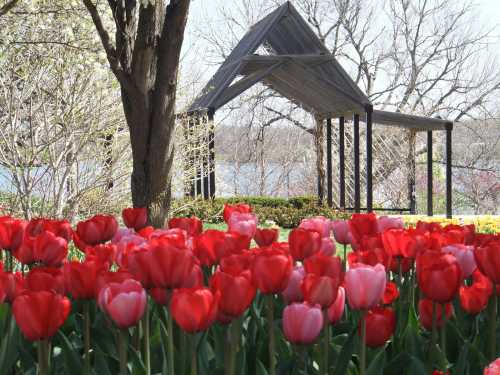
top-left (266, 295), bottom-right (276, 375)
top-left (143, 303), bottom-right (151, 375)
top-left (119, 329), bottom-right (128, 375)
top-left (37, 340), bottom-right (49, 375)
top-left (84, 302), bottom-right (91, 375)
top-left (190, 334), bottom-right (197, 375)
top-left (166, 308), bottom-right (175, 375)
top-left (488, 291), bottom-right (497, 360)
top-left (440, 304), bottom-right (447, 360)
top-left (297, 345), bottom-right (308, 375)
top-left (343, 244), bottom-right (347, 272)
top-left (360, 311), bottom-right (366, 375)
top-left (321, 318), bottom-right (330, 375)
top-left (225, 318), bottom-right (242, 375)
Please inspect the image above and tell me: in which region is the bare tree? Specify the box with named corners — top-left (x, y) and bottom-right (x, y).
top-left (0, 0), bottom-right (19, 17)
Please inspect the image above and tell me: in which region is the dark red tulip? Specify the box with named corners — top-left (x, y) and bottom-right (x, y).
top-left (252, 247), bottom-right (293, 294)
top-left (459, 270), bottom-right (493, 315)
top-left (223, 203), bottom-right (252, 223)
top-left (418, 299), bottom-right (453, 330)
top-left (358, 307), bottom-right (396, 348)
top-left (13, 290), bottom-right (71, 341)
top-left (254, 227), bottom-right (279, 247)
top-left (1, 272), bottom-right (25, 303)
top-left (26, 218), bottom-right (73, 242)
top-left (417, 251), bottom-right (462, 303)
top-left (382, 281), bottom-right (399, 305)
top-left (348, 213), bottom-right (378, 248)
top-left (170, 287), bottom-right (220, 333)
top-left (76, 215), bottom-right (118, 248)
top-left (149, 287), bottom-right (170, 305)
top-left (122, 207), bottom-right (148, 231)
top-left (25, 267), bottom-right (65, 295)
top-left (474, 240), bottom-right (500, 284)
top-left (210, 268), bottom-right (256, 319)
top-left (168, 216), bottom-right (203, 237)
top-left (288, 228), bottom-right (321, 261)
top-left (0, 216), bottom-right (26, 251)
top-left (64, 259), bottom-right (105, 300)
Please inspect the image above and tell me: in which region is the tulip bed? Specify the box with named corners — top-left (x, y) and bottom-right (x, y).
top-left (0, 206), bottom-right (499, 375)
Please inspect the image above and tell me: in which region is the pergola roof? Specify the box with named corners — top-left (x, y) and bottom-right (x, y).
top-left (188, 2), bottom-right (452, 132)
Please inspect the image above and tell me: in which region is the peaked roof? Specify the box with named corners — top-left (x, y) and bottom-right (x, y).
top-left (188, 2), bottom-right (370, 115)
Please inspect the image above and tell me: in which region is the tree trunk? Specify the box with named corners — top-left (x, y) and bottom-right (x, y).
top-left (315, 115), bottom-right (325, 205)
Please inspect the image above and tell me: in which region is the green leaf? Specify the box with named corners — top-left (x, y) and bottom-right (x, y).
top-left (94, 348), bottom-right (113, 375)
top-left (453, 341), bottom-right (469, 375)
top-left (332, 328), bottom-right (356, 375)
top-left (130, 348), bottom-right (146, 375)
top-left (384, 352), bottom-right (410, 375)
top-left (0, 315), bottom-right (20, 373)
top-left (366, 349), bottom-right (386, 375)
top-left (256, 359), bottom-right (269, 375)
top-left (57, 331), bottom-right (83, 373)
top-left (408, 355), bottom-right (427, 375)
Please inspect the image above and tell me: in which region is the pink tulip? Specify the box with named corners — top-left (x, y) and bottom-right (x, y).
top-left (484, 358), bottom-right (500, 375)
top-left (331, 220), bottom-right (351, 245)
top-left (299, 216), bottom-right (331, 238)
top-left (327, 286), bottom-right (345, 325)
top-left (282, 303), bottom-right (324, 344)
top-left (282, 266), bottom-right (306, 303)
top-left (227, 212), bottom-right (258, 239)
top-left (377, 216), bottom-right (404, 234)
top-left (98, 279), bottom-right (146, 329)
top-left (443, 244), bottom-right (476, 278)
top-left (345, 263), bottom-right (387, 310)
top-left (320, 237), bottom-right (336, 256)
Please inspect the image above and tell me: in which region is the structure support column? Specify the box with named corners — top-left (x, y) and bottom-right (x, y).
top-left (208, 109), bottom-right (216, 199)
top-left (315, 115), bottom-right (325, 205)
top-left (353, 114), bottom-right (361, 213)
top-left (365, 105), bottom-right (373, 212)
top-left (408, 130), bottom-right (417, 214)
top-left (326, 117), bottom-right (333, 207)
top-left (427, 131), bottom-right (433, 216)
top-left (339, 116), bottom-right (346, 209)
top-left (446, 123), bottom-right (453, 218)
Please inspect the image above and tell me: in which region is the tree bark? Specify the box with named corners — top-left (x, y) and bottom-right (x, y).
top-left (314, 115), bottom-right (325, 205)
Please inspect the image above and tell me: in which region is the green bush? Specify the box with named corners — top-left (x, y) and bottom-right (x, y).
top-left (170, 196), bottom-right (349, 228)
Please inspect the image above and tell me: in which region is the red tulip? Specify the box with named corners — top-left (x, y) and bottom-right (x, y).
top-left (220, 251), bottom-right (255, 275)
top-left (227, 212), bottom-right (258, 239)
top-left (85, 243), bottom-right (116, 268)
top-left (64, 259), bottom-right (105, 300)
top-left (149, 288), bottom-right (170, 306)
top-left (122, 207), bottom-right (148, 231)
top-left (282, 266), bottom-right (306, 303)
top-left (345, 263), bottom-right (386, 310)
top-left (170, 287), bottom-right (220, 333)
top-left (1, 272), bottom-right (25, 303)
top-left (252, 247), bottom-right (293, 294)
top-left (33, 231), bottom-right (68, 267)
top-left (168, 216), bottom-right (203, 237)
top-left (98, 279), bottom-right (146, 329)
top-left (443, 244), bottom-right (476, 278)
top-left (359, 307), bottom-right (396, 347)
top-left (282, 302), bottom-right (323, 344)
top-left (302, 254), bottom-right (342, 308)
top-left (223, 203), bottom-right (252, 223)
top-left (299, 216), bottom-right (331, 238)
top-left (0, 216), bottom-right (26, 251)
top-left (25, 267), bottom-right (65, 295)
top-left (331, 220), bottom-right (351, 245)
top-left (389, 256), bottom-right (413, 274)
top-left (210, 268), bottom-right (256, 319)
top-left (13, 290), bottom-right (71, 341)
top-left (416, 221), bottom-right (442, 234)
top-left (26, 218), bottom-right (73, 242)
top-left (348, 213), bottom-right (378, 248)
top-left (76, 215), bottom-right (118, 248)
top-left (95, 269), bottom-right (136, 298)
top-left (254, 228), bottom-right (279, 247)
top-left (382, 229), bottom-right (420, 258)
top-left (348, 248), bottom-right (390, 269)
top-left (484, 358), bottom-right (500, 375)
top-left (382, 281), bottom-right (399, 305)
top-left (459, 270), bottom-right (493, 315)
top-left (327, 286), bottom-right (345, 325)
top-left (417, 251), bottom-right (462, 303)
top-left (474, 240), bottom-right (500, 284)
top-left (320, 238), bottom-right (335, 258)
top-left (289, 228), bottom-right (321, 261)
top-left (193, 230), bottom-right (248, 266)
top-left (418, 299), bottom-right (453, 330)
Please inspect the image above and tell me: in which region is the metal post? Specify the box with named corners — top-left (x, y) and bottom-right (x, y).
top-left (446, 123), bottom-right (453, 218)
top-left (365, 105), bottom-right (373, 212)
top-left (339, 116), bottom-right (346, 209)
top-left (353, 114), bottom-right (361, 213)
top-left (208, 109), bottom-right (216, 199)
top-left (427, 130), bottom-right (433, 216)
top-left (326, 117), bottom-right (333, 207)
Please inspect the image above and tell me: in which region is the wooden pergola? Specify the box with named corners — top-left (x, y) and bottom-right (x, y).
top-left (183, 1), bottom-right (454, 218)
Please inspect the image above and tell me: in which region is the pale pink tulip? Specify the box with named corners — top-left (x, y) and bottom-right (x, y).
top-left (228, 212), bottom-right (258, 239)
top-left (320, 237), bottom-right (336, 256)
top-left (345, 263), bottom-right (386, 310)
top-left (327, 286), bottom-right (345, 325)
top-left (443, 244), bottom-right (476, 278)
top-left (282, 266), bottom-right (306, 303)
top-left (376, 216), bottom-right (404, 234)
top-left (282, 303), bottom-right (323, 344)
top-left (299, 216), bottom-right (331, 238)
top-left (331, 220), bottom-right (351, 245)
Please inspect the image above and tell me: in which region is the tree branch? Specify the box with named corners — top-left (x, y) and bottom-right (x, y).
top-left (0, 0), bottom-right (19, 17)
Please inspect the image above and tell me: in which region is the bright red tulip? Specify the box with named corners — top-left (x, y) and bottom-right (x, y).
top-left (210, 268), bottom-right (256, 319)
top-left (345, 263), bottom-right (386, 310)
top-left (474, 240), bottom-right (500, 284)
top-left (193, 230), bottom-right (248, 266)
top-left (282, 302), bottom-right (323, 344)
top-left (327, 286), bottom-right (345, 325)
top-left (484, 358), bottom-right (500, 375)
top-left (33, 231), bottom-right (68, 267)
top-left (25, 267), bottom-right (65, 295)
top-left (99, 279), bottom-right (146, 329)
top-left (417, 251), bottom-right (462, 303)
top-left (359, 307), bottom-right (396, 347)
top-left (459, 270), bottom-right (493, 315)
top-left (331, 220), bottom-right (351, 245)
top-left (282, 266), bottom-right (305, 303)
top-left (254, 228), bottom-right (279, 247)
top-left (382, 229), bottom-right (420, 258)
top-left (168, 216), bottom-right (203, 237)
top-left (26, 218), bottom-right (73, 242)
top-left (223, 203), bottom-right (252, 223)
top-left (348, 248), bottom-right (390, 269)
top-left (289, 228), bottom-right (321, 261)
top-left (418, 299), bottom-right (453, 330)
top-left (85, 243), bottom-right (116, 268)
top-left (252, 247), bottom-right (293, 294)
top-left (220, 251), bottom-right (255, 275)
top-left (299, 216), bottom-right (331, 238)
top-left (0, 216), bottom-right (26, 251)
top-left (227, 212), bottom-right (258, 239)
top-left (348, 213), bottom-right (378, 248)
top-left (382, 281), bottom-right (399, 305)
top-left (302, 254), bottom-right (342, 308)
top-left (76, 215), bottom-right (118, 248)
top-left (122, 207), bottom-right (148, 231)
top-left (170, 287), bottom-right (220, 333)
top-left (1, 271), bottom-right (25, 303)
top-left (64, 259), bottom-right (105, 300)
top-left (13, 290), bottom-right (71, 341)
